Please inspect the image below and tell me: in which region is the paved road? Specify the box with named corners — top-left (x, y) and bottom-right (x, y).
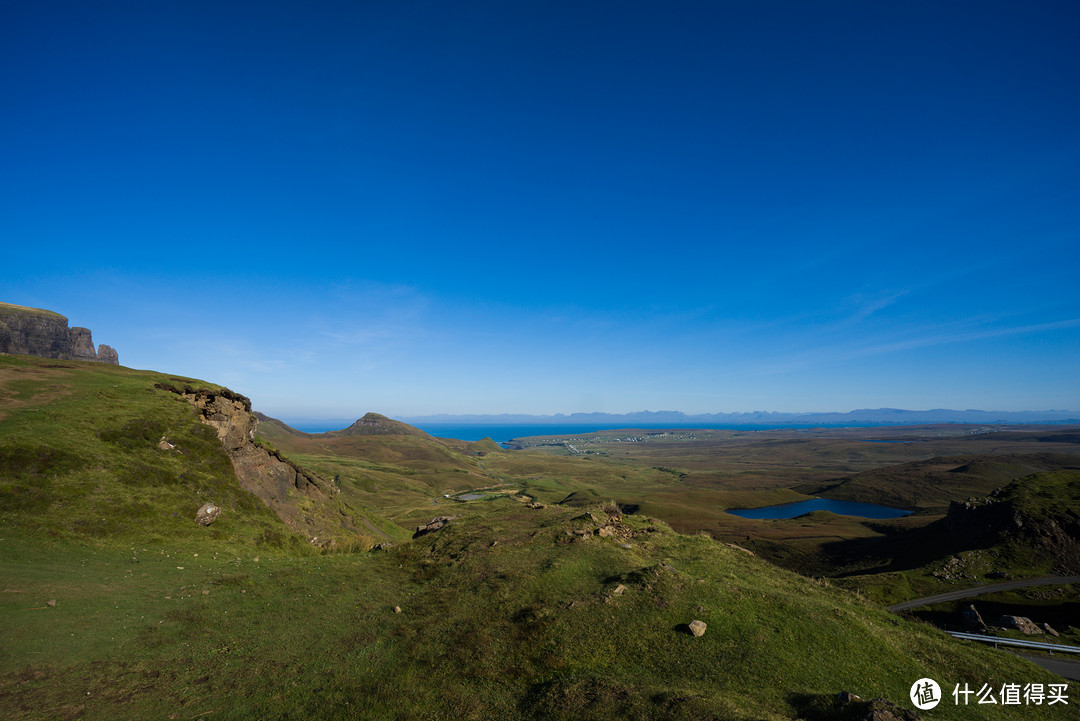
top-left (887, 575), bottom-right (1080, 612)
top-left (1015, 653), bottom-right (1080, 681)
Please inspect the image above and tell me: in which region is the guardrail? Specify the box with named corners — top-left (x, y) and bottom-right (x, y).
top-left (949, 631), bottom-right (1080, 655)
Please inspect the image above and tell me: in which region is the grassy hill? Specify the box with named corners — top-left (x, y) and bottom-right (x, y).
top-left (0, 354), bottom-right (294, 550)
top-left (1, 354), bottom-right (1074, 719)
top-left (794, 453), bottom-right (1080, 512)
top-left (0, 354), bottom-right (397, 551)
top-left (840, 468), bottom-right (1080, 607)
top-left (3, 499), bottom-right (1070, 720)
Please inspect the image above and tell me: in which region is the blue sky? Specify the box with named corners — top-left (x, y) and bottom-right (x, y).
top-left (3, 1), bottom-right (1078, 423)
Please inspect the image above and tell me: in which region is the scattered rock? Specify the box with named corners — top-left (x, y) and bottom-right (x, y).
top-left (612, 584), bottom-right (627, 596)
top-left (961, 604), bottom-right (988, 631)
top-left (525, 502), bottom-right (546, 509)
top-left (393, 606), bottom-right (402, 614)
top-left (46, 599), bottom-right (56, 607)
top-left (619, 543), bottom-right (633, 549)
top-left (573, 512), bottom-right (601, 523)
top-left (999, 615), bottom-right (1043, 635)
top-left (194, 503), bottom-right (221, 526)
top-left (413, 516), bottom-right (457, 539)
top-left (158, 436), bottom-right (176, 451)
top-left (1044, 623), bottom-right (1060, 637)
top-left (688, 620), bottom-right (707, 637)
top-left (837, 690), bottom-right (861, 705)
top-left (370, 543), bottom-right (393, 552)
top-left (597, 526), bottom-right (616, 538)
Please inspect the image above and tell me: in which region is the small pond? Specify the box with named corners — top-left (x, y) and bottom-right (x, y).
top-left (458, 493), bottom-right (486, 501)
top-left (726, 498), bottom-right (912, 520)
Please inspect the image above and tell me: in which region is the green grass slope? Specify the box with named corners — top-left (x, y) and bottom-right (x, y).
top-left (2, 355), bottom-right (1072, 719)
top-left (2, 502), bottom-right (1067, 720)
top-left (0, 354), bottom-right (404, 553)
top-left (794, 453), bottom-right (1080, 512)
top-left (840, 469), bottom-right (1080, 605)
top-left (0, 355), bottom-right (311, 550)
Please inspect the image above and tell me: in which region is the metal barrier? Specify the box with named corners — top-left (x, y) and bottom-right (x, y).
top-left (949, 631), bottom-right (1080, 655)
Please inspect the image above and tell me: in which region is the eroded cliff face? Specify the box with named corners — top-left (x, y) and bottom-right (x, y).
top-left (155, 382), bottom-right (373, 546)
top-left (0, 303), bottom-right (119, 364)
top-left (946, 480), bottom-right (1080, 574)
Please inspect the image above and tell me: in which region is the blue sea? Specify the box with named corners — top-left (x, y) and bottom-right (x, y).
top-left (286, 421), bottom-right (915, 443)
top-left (407, 422), bottom-right (874, 443)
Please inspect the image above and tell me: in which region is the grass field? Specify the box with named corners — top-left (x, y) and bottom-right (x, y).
top-left (3, 354), bottom-right (1079, 719)
top-left (2, 506), bottom-right (1069, 720)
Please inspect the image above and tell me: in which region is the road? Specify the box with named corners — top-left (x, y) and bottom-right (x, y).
top-left (887, 576), bottom-right (1080, 682)
top-left (1015, 653), bottom-right (1080, 681)
top-left (886, 575), bottom-right (1080, 612)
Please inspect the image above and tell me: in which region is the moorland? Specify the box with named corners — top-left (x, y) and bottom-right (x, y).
top-left (2, 352), bottom-right (1078, 719)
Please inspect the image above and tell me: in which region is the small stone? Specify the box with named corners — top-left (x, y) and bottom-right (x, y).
top-left (202, 590), bottom-right (209, 595)
top-left (46, 599), bottom-right (56, 607)
top-left (394, 606), bottom-right (402, 613)
top-left (597, 526), bottom-right (615, 538)
top-left (688, 619), bottom-right (707, 637)
top-left (1043, 623), bottom-right (1060, 637)
top-left (612, 584), bottom-right (627, 595)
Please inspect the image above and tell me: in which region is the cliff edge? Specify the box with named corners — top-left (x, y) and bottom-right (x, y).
top-left (0, 302), bottom-right (119, 364)
top-left (155, 381), bottom-right (386, 547)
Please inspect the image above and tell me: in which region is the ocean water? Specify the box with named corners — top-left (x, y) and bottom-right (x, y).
top-left (412, 423), bottom-right (794, 443)
top-left (287, 421), bottom-right (921, 443)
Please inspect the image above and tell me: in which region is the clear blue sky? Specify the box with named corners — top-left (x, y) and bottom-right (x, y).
top-left (3, 1), bottom-right (1078, 423)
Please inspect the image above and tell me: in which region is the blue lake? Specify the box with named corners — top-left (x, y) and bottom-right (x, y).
top-left (726, 498), bottom-right (912, 520)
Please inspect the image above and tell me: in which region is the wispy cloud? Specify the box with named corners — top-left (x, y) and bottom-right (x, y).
top-left (754, 317), bottom-right (1080, 376)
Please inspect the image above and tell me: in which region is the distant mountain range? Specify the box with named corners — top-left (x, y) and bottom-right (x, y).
top-left (400, 408), bottom-right (1080, 426)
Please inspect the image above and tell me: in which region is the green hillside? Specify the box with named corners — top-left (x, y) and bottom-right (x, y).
top-left (0, 355), bottom-right (293, 549)
top-left (1, 354), bottom-right (1073, 719)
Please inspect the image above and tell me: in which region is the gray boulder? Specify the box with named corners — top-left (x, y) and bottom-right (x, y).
top-left (195, 503), bottom-right (221, 526)
top-left (999, 615), bottom-right (1043, 635)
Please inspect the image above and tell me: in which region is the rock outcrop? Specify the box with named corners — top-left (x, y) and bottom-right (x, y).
top-left (999, 615), bottom-right (1044, 635)
top-left (0, 302), bottom-right (119, 364)
top-left (413, 515), bottom-right (457, 539)
top-left (944, 472), bottom-right (1080, 574)
top-left (961, 604), bottom-right (988, 631)
top-left (155, 381), bottom-right (371, 546)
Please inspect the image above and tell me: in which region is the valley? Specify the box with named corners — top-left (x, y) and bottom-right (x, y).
top-left (2, 353), bottom-right (1078, 719)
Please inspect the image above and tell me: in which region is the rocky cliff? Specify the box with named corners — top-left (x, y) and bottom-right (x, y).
top-left (945, 469), bottom-right (1080, 573)
top-left (0, 302), bottom-right (119, 364)
top-left (155, 381), bottom-right (382, 546)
